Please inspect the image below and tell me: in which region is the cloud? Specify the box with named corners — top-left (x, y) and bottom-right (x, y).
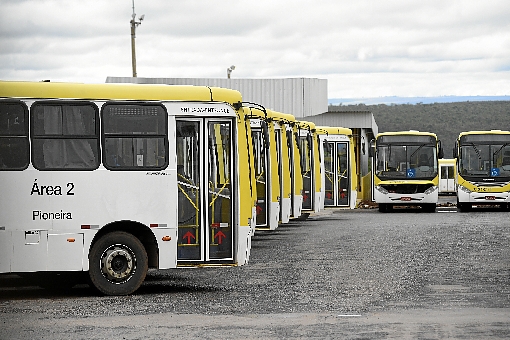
top-left (0, 0), bottom-right (509, 97)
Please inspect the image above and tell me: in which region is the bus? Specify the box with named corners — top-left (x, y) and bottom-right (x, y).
top-left (270, 110), bottom-right (298, 223)
top-left (0, 80), bottom-right (257, 295)
top-left (439, 158), bottom-right (456, 195)
top-left (285, 115), bottom-right (304, 220)
top-left (297, 120), bottom-right (322, 214)
top-left (371, 131), bottom-right (444, 212)
top-left (454, 130), bottom-right (510, 211)
top-left (245, 106), bottom-right (281, 230)
top-left (317, 126), bottom-right (357, 209)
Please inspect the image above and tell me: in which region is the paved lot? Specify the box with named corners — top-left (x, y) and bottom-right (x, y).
top-left (1, 204), bottom-right (509, 339)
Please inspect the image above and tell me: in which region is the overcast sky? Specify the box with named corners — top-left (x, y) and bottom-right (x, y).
top-left (1, 0), bottom-right (509, 98)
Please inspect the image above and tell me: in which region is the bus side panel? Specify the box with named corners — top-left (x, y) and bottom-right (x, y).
top-left (269, 201), bottom-right (280, 230)
top-left (0, 230), bottom-right (12, 272)
top-left (47, 233), bottom-right (85, 271)
top-left (236, 113), bottom-right (256, 262)
top-left (0, 169), bottom-right (178, 273)
top-left (11, 230), bottom-right (48, 272)
top-left (152, 227), bottom-right (178, 269)
top-left (280, 197), bottom-right (291, 223)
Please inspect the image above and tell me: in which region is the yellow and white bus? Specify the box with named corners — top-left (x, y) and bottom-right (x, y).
top-left (454, 130), bottom-right (510, 211)
top-left (0, 80), bottom-right (256, 295)
top-left (285, 116), bottom-right (304, 219)
top-left (371, 131), bottom-right (443, 212)
top-left (245, 106), bottom-right (282, 230)
top-left (268, 110), bottom-right (296, 224)
top-left (317, 126), bottom-right (357, 209)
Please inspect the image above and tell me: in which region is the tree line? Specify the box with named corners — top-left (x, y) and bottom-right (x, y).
top-left (329, 101), bottom-right (510, 158)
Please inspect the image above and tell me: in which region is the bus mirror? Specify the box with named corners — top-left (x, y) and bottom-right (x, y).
top-left (262, 122), bottom-right (270, 149)
top-left (453, 142), bottom-right (458, 158)
top-left (437, 140), bottom-right (444, 159)
top-left (438, 148), bottom-right (444, 159)
top-left (368, 139), bottom-right (375, 157)
top-left (323, 140), bottom-right (331, 153)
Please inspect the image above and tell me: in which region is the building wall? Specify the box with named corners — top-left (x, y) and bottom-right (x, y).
top-left (106, 77), bottom-right (328, 118)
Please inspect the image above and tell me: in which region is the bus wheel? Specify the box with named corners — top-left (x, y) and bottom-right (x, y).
top-left (378, 203), bottom-right (392, 213)
top-left (89, 231), bottom-right (148, 296)
top-left (422, 203), bottom-right (436, 213)
top-left (457, 202), bottom-right (471, 212)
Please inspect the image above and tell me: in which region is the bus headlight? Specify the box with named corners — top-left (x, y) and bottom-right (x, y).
top-left (375, 185), bottom-right (388, 194)
top-left (424, 186), bottom-right (438, 195)
top-left (458, 185), bottom-right (471, 194)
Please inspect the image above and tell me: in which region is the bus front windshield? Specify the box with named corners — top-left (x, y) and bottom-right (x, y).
top-left (376, 143), bottom-right (438, 179)
top-left (459, 142), bottom-right (510, 179)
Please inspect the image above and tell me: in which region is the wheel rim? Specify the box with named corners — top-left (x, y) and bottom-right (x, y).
top-left (100, 244), bottom-right (136, 284)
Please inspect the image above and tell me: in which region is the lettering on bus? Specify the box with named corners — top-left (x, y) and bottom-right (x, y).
top-left (30, 179), bottom-right (75, 196)
top-left (473, 187), bottom-right (491, 192)
top-left (180, 107), bottom-right (230, 114)
top-left (33, 210), bottom-right (72, 220)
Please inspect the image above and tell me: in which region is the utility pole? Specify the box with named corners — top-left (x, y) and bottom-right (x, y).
top-left (130, 0), bottom-right (144, 77)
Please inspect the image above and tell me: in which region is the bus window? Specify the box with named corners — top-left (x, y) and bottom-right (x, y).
top-left (177, 120), bottom-right (201, 260)
top-left (208, 121), bottom-right (233, 259)
top-left (252, 129), bottom-right (267, 226)
top-left (31, 102), bottom-right (99, 170)
top-left (0, 100), bottom-right (29, 170)
top-left (102, 103), bottom-right (167, 170)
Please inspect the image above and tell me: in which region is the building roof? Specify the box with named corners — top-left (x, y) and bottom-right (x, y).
top-left (304, 110), bottom-right (378, 136)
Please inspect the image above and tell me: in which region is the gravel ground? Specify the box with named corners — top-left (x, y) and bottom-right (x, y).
top-left (1, 206), bottom-right (509, 339)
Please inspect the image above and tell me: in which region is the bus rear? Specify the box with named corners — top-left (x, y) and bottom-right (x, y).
top-left (317, 126), bottom-right (357, 209)
top-left (371, 131), bottom-right (443, 212)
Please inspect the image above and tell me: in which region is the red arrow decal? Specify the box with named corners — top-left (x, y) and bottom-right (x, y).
top-left (256, 205), bottom-right (263, 215)
top-left (183, 231), bottom-right (196, 244)
top-left (214, 230), bottom-right (226, 244)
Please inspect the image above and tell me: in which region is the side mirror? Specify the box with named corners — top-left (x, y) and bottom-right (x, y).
top-left (453, 141), bottom-right (458, 158)
top-left (368, 139), bottom-right (375, 157)
top-left (437, 140), bottom-right (444, 159)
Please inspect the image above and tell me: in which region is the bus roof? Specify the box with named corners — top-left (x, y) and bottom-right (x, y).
top-left (243, 106), bottom-right (266, 119)
top-left (0, 80), bottom-right (242, 105)
top-left (296, 120), bottom-right (316, 131)
top-left (316, 126), bottom-right (352, 136)
top-left (376, 130), bottom-right (437, 138)
top-left (267, 110), bottom-right (295, 123)
top-left (458, 130), bottom-right (510, 138)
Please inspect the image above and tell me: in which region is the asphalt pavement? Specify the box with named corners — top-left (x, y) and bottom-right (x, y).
top-left (0, 204), bottom-right (509, 339)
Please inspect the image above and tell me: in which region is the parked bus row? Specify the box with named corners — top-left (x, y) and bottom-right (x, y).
top-left (0, 80), bottom-right (357, 295)
top-left (370, 129), bottom-right (510, 212)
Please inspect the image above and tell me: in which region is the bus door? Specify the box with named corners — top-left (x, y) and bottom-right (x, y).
top-left (252, 124), bottom-right (269, 227)
top-left (324, 141), bottom-right (350, 207)
top-left (275, 128), bottom-right (284, 222)
top-left (336, 142), bottom-right (350, 206)
top-left (176, 119), bottom-right (234, 264)
top-left (440, 163), bottom-right (455, 193)
top-left (300, 135), bottom-right (313, 210)
top-left (286, 129), bottom-right (296, 215)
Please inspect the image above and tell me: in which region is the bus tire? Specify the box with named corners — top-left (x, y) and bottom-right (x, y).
top-left (457, 202), bottom-right (471, 212)
top-left (422, 203), bottom-right (436, 213)
top-left (378, 203), bottom-right (392, 213)
top-left (89, 231), bottom-right (148, 296)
